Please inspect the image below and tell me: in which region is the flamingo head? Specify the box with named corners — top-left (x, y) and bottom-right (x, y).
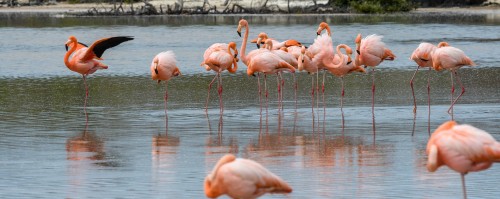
top-left (316, 22), bottom-right (331, 36)
top-left (228, 42), bottom-right (239, 62)
top-left (172, 67), bottom-right (181, 77)
top-left (237, 19), bottom-right (247, 37)
top-left (65, 36), bottom-right (78, 51)
top-left (345, 46), bottom-right (354, 65)
top-left (354, 34), bottom-right (361, 55)
top-left (437, 41), bottom-right (450, 48)
top-left (256, 32), bottom-right (268, 48)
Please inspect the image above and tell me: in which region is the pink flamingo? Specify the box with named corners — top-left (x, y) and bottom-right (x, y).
top-left (64, 35), bottom-right (133, 116)
top-left (263, 39), bottom-right (299, 110)
top-left (204, 154), bottom-right (293, 198)
top-left (297, 45), bottom-right (320, 114)
top-left (251, 32), bottom-right (302, 49)
top-left (324, 44), bottom-right (365, 131)
top-left (409, 42), bottom-right (438, 136)
top-left (150, 51), bottom-right (181, 130)
top-left (427, 121), bottom-right (500, 199)
top-left (354, 33), bottom-right (395, 136)
top-left (431, 42), bottom-right (476, 120)
top-left (237, 19), bottom-right (295, 110)
top-left (201, 42), bottom-right (239, 113)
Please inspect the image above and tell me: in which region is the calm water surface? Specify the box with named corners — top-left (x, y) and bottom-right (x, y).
top-left (1, 14), bottom-right (500, 198)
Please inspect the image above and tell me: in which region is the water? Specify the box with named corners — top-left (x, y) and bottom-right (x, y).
top-left (1, 13), bottom-right (500, 198)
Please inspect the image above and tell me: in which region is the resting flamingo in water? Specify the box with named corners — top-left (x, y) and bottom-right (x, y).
top-left (237, 19), bottom-right (295, 110)
top-left (150, 51), bottom-right (181, 131)
top-left (64, 35), bottom-right (133, 115)
top-left (431, 42), bottom-right (476, 120)
top-left (426, 120), bottom-right (500, 199)
top-left (324, 44), bottom-right (365, 131)
top-left (409, 42), bottom-right (440, 136)
top-left (251, 32), bottom-right (302, 49)
top-left (354, 33), bottom-right (395, 135)
top-left (201, 42), bottom-right (239, 113)
top-left (263, 39), bottom-right (299, 110)
top-left (204, 154), bottom-right (293, 199)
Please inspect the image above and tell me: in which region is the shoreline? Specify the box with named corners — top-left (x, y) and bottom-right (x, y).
top-left (0, 2), bottom-right (499, 15)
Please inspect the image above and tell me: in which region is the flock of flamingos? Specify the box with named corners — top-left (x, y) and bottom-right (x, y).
top-left (63, 19), bottom-right (498, 199)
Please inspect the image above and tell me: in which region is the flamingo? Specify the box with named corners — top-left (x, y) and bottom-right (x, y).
top-left (263, 39), bottom-right (299, 110)
top-left (251, 32), bottom-right (302, 49)
top-left (297, 45), bottom-right (319, 114)
top-left (409, 42), bottom-right (438, 135)
top-left (204, 154), bottom-right (293, 199)
top-left (431, 42), bottom-right (476, 120)
top-left (237, 19), bottom-right (295, 110)
top-left (427, 120), bottom-right (500, 199)
top-left (150, 51), bottom-right (181, 131)
top-left (324, 44), bottom-right (365, 131)
top-left (201, 42), bottom-right (239, 113)
top-left (64, 35), bottom-right (133, 115)
top-left (354, 33), bottom-right (395, 135)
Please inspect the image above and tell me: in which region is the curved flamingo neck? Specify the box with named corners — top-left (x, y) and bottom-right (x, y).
top-left (64, 40), bottom-right (77, 70)
top-left (240, 23), bottom-right (249, 65)
top-left (326, 44), bottom-right (346, 69)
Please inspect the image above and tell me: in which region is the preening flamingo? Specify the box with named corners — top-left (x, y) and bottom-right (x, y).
top-left (237, 19), bottom-right (295, 110)
top-left (431, 42), bottom-right (476, 120)
top-left (427, 121), bottom-right (500, 199)
top-left (150, 51), bottom-right (181, 130)
top-left (204, 154), bottom-right (293, 199)
top-left (354, 33), bottom-right (395, 135)
top-left (201, 42), bottom-right (239, 113)
top-left (64, 35), bottom-right (133, 115)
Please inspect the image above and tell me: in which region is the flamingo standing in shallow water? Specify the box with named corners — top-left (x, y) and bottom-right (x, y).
top-left (201, 42), bottom-right (239, 113)
top-left (409, 42), bottom-right (438, 136)
top-left (150, 51), bottom-right (181, 131)
top-left (204, 154), bottom-right (293, 199)
top-left (64, 35), bottom-right (133, 116)
top-left (354, 33), bottom-right (395, 136)
top-left (324, 44), bottom-right (365, 131)
top-left (427, 120), bottom-right (500, 199)
top-left (237, 19), bottom-right (295, 110)
top-left (431, 42), bottom-right (476, 120)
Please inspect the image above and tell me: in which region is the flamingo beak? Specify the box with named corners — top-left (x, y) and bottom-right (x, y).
top-left (154, 62), bottom-right (159, 75)
top-left (356, 50), bottom-right (360, 55)
top-left (237, 31), bottom-right (241, 37)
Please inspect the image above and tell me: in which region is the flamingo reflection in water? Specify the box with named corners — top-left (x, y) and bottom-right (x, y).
top-left (204, 154), bottom-right (292, 199)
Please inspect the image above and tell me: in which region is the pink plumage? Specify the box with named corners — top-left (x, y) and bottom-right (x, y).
top-left (432, 46), bottom-right (476, 71)
top-left (150, 51), bottom-right (181, 82)
top-left (355, 34), bottom-right (395, 67)
top-left (410, 42), bottom-right (437, 68)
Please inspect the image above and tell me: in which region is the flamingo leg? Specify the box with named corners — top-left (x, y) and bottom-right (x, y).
top-left (218, 73), bottom-right (223, 114)
top-left (341, 77), bottom-right (345, 134)
top-left (280, 72), bottom-right (285, 111)
top-left (205, 74), bottom-right (218, 112)
top-left (322, 71), bottom-right (326, 119)
top-left (311, 75), bottom-right (315, 115)
top-left (427, 67), bottom-right (432, 136)
top-left (264, 74), bottom-right (268, 110)
top-left (257, 73), bottom-right (262, 111)
top-left (448, 71), bottom-right (465, 120)
top-left (461, 173), bottom-right (467, 199)
top-left (82, 75), bottom-right (89, 121)
top-left (372, 68), bottom-right (376, 137)
top-left (449, 71), bottom-right (455, 120)
top-left (410, 66), bottom-right (420, 114)
top-left (164, 82), bottom-right (169, 132)
top-left (293, 73), bottom-right (297, 109)
top-left (276, 74), bottom-right (281, 111)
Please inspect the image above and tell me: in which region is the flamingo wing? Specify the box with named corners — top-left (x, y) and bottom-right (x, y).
top-left (83, 36), bottom-right (134, 61)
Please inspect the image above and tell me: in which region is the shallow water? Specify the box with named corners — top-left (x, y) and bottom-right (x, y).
top-left (1, 14), bottom-right (500, 198)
